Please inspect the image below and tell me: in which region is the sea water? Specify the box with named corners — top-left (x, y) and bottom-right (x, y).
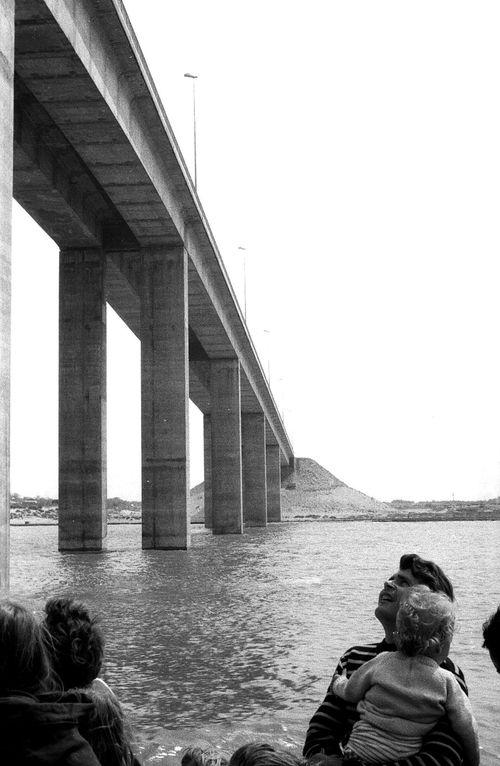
top-left (9, 520), bottom-right (500, 765)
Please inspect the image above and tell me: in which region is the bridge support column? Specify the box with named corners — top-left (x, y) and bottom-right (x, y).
top-left (242, 413), bottom-right (267, 527)
top-left (0, 0), bottom-right (14, 589)
top-left (59, 249), bottom-right (107, 551)
top-left (141, 246), bottom-right (190, 549)
top-left (210, 359), bottom-right (243, 534)
top-left (266, 444), bottom-right (282, 522)
top-left (203, 414), bottom-right (212, 528)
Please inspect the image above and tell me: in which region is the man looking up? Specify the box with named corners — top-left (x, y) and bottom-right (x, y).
top-left (303, 553), bottom-right (467, 766)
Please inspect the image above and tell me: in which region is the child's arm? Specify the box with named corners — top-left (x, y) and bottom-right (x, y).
top-left (445, 674), bottom-right (480, 766)
top-left (330, 654), bottom-right (380, 703)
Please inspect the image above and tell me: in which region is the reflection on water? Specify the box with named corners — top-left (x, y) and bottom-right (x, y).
top-left (9, 521), bottom-right (500, 764)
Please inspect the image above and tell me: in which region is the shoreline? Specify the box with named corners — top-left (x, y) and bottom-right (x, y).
top-left (10, 515), bottom-right (500, 527)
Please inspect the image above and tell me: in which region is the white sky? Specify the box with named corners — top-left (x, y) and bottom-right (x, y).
top-left (10, 1), bottom-right (500, 502)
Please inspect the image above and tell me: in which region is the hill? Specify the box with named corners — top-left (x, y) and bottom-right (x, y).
top-left (189, 457), bottom-right (390, 522)
top-left (189, 482), bottom-right (205, 522)
top-left (280, 457), bottom-right (390, 519)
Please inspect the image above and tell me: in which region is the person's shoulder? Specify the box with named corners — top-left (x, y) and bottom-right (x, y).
top-left (440, 656), bottom-right (468, 694)
top-left (342, 639), bottom-right (390, 658)
top-left (343, 640), bottom-right (385, 654)
top-left (441, 656), bottom-right (465, 679)
top-left (90, 677), bottom-right (121, 703)
top-left (91, 677), bottom-right (113, 693)
top-left (339, 640), bottom-right (389, 670)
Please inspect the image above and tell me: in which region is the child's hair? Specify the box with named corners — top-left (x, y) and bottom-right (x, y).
top-left (42, 596), bottom-right (104, 689)
top-left (395, 585), bottom-right (455, 657)
top-left (0, 598), bottom-right (52, 695)
top-left (182, 747), bottom-right (228, 766)
top-left (83, 685), bottom-right (137, 766)
top-left (229, 744), bottom-right (306, 766)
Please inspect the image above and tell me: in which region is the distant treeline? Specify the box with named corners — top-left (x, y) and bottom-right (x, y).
top-left (106, 497), bottom-right (141, 511)
top-left (10, 494), bottom-right (141, 510)
top-left (389, 498), bottom-right (500, 509)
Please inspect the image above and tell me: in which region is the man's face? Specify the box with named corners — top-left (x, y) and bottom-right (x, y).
top-left (374, 567), bottom-right (422, 628)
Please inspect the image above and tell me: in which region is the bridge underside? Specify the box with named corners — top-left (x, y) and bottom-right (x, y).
top-left (0, 0), bottom-right (294, 584)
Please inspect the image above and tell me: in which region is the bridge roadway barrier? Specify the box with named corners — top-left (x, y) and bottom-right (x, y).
top-left (0, 0), bottom-right (294, 588)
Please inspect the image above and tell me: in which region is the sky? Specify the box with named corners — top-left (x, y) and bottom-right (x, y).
top-left (9, 1), bottom-right (500, 502)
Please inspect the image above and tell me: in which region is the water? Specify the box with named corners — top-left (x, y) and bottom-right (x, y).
top-left (9, 521), bottom-right (500, 764)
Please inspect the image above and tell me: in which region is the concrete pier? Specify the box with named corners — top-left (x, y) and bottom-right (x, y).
top-left (242, 413), bottom-right (267, 527)
top-left (266, 444), bottom-right (282, 522)
top-left (210, 359), bottom-right (243, 534)
top-left (58, 249), bottom-right (107, 551)
top-left (1, 0), bottom-right (294, 572)
top-left (141, 247), bottom-right (190, 549)
top-left (203, 414), bottom-right (212, 528)
top-left (0, 0), bottom-right (14, 589)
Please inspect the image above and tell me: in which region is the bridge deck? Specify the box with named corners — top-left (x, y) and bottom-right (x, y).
top-left (13, 0), bottom-right (293, 460)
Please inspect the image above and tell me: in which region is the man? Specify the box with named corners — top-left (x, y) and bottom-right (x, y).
top-left (482, 605), bottom-right (500, 673)
top-left (303, 553), bottom-right (467, 766)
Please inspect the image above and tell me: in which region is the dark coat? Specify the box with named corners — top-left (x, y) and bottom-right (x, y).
top-left (0, 691), bottom-right (101, 765)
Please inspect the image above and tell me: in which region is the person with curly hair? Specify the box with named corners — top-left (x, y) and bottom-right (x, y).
top-left (229, 743), bottom-right (306, 766)
top-left (181, 746), bottom-right (228, 766)
top-left (0, 598), bottom-right (101, 764)
top-left (43, 597), bottom-right (104, 688)
top-left (330, 586), bottom-right (479, 765)
top-left (42, 596), bottom-right (140, 766)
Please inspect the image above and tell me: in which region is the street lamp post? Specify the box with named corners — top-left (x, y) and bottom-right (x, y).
top-left (184, 73), bottom-right (198, 189)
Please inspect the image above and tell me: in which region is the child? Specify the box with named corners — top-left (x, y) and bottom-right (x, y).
top-left (229, 743), bottom-right (306, 766)
top-left (331, 586), bottom-right (479, 765)
top-left (42, 596), bottom-right (104, 689)
top-left (182, 746), bottom-right (228, 766)
top-left (43, 596), bottom-right (140, 766)
top-left (0, 598), bottom-right (100, 764)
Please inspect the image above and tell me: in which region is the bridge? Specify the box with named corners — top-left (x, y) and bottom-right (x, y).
top-left (0, 0), bottom-right (294, 588)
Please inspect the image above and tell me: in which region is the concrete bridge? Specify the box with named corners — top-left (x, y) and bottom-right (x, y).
top-left (0, 0), bottom-right (294, 587)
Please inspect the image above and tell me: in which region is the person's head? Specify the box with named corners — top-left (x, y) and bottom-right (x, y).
top-left (375, 553), bottom-right (454, 640)
top-left (482, 606), bottom-right (500, 674)
top-left (395, 585), bottom-right (455, 663)
top-left (229, 744), bottom-right (305, 766)
top-left (0, 599), bottom-right (52, 695)
top-left (42, 597), bottom-right (104, 689)
top-left (182, 747), bottom-right (228, 766)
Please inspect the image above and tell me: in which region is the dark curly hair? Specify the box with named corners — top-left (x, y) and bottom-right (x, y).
top-left (182, 747), bottom-right (228, 766)
top-left (482, 606), bottom-right (500, 661)
top-left (399, 554), bottom-right (454, 601)
top-left (42, 597), bottom-right (104, 689)
top-left (229, 744), bottom-right (306, 766)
